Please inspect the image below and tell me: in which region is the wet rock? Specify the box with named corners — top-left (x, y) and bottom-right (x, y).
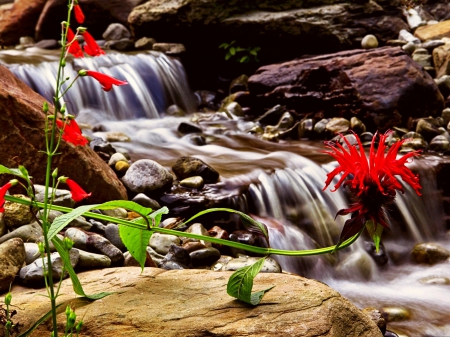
top-left (87, 233), bottom-right (124, 266)
top-left (115, 161), bottom-right (130, 175)
top-left (178, 122), bottom-right (202, 135)
top-left (361, 34), bottom-right (378, 49)
top-left (399, 29), bottom-right (420, 44)
top-left (229, 230), bottom-right (256, 246)
top-left (108, 152), bottom-right (128, 167)
top-left (190, 247), bottom-right (221, 266)
top-left (0, 222), bottom-right (43, 244)
top-left (384, 331), bottom-right (399, 337)
top-left (89, 137), bottom-right (116, 156)
top-left (0, 238), bottom-right (25, 293)
top-left (182, 133), bottom-right (207, 146)
top-left (160, 244), bottom-right (192, 270)
top-left (146, 246), bottom-right (165, 267)
top-left (297, 119), bottom-right (314, 139)
top-left (429, 135), bottom-right (450, 152)
top-left (102, 23), bottom-right (131, 41)
top-left (314, 118), bottom-right (330, 135)
top-left (106, 38), bottom-right (135, 51)
top-left (172, 157), bottom-right (219, 183)
top-left (230, 74), bottom-right (248, 94)
top-left (335, 251), bottom-right (375, 281)
top-left (180, 176), bottom-right (204, 189)
top-left (208, 226), bottom-right (229, 250)
top-left (19, 249), bottom-right (79, 286)
top-left (185, 223), bottom-right (212, 248)
top-left (122, 159), bottom-right (174, 195)
top-left (326, 118), bottom-right (350, 135)
top-left (419, 276), bottom-right (450, 285)
top-left (364, 241), bottom-right (389, 266)
top-left (103, 131), bottom-right (131, 143)
top-left (349, 116), bottom-right (366, 134)
top-left (34, 39), bottom-right (59, 49)
top-left (74, 249), bottom-right (111, 269)
top-left (153, 43), bottom-right (185, 54)
top-left (88, 219), bottom-right (106, 235)
top-left (221, 256), bottom-right (281, 273)
top-left (223, 102), bottom-right (244, 117)
top-left (132, 193), bottom-right (161, 210)
top-left (64, 228), bottom-right (88, 251)
top-left (34, 185), bottom-right (75, 208)
top-left (443, 107), bottom-right (450, 125)
top-left (182, 241), bottom-right (206, 253)
top-left (101, 208), bottom-right (128, 219)
top-left (104, 223), bottom-right (126, 252)
top-left (362, 307), bottom-right (386, 335)
top-left (381, 307), bottom-right (411, 323)
top-left (411, 242), bottom-right (450, 265)
top-left (400, 138), bottom-right (428, 152)
top-left (255, 105), bottom-right (285, 126)
top-left (134, 37), bottom-right (156, 50)
top-left (24, 242), bottom-right (40, 265)
top-left (416, 118), bottom-right (440, 142)
top-left (149, 233), bottom-right (181, 255)
top-left (3, 195), bottom-right (34, 228)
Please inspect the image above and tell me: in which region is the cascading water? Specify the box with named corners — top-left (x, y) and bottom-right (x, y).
top-left (2, 49), bottom-right (450, 336)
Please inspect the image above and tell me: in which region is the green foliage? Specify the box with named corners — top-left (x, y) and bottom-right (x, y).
top-left (219, 41), bottom-right (261, 63)
top-left (365, 220), bottom-right (383, 253)
top-left (227, 257), bottom-right (274, 305)
top-left (17, 304), bottom-right (63, 337)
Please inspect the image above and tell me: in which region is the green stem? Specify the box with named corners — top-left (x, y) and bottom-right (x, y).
top-left (4, 195), bottom-right (360, 256)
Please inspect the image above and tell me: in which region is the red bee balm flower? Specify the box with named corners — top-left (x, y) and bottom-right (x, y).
top-left (65, 178), bottom-right (91, 202)
top-left (82, 31), bottom-right (105, 57)
top-left (0, 181), bottom-right (16, 213)
top-left (66, 27), bottom-right (84, 58)
top-left (80, 70), bottom-right (128, 91)
top-left (74, 4), bottom-right (85, 24)
top-left (56, 119), bottom-right (88, 146)
top-left (323, 131), bottom-right (422, 250)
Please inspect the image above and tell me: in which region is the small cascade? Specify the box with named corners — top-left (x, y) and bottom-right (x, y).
top-left (3, 50), bottom-right (196, 120)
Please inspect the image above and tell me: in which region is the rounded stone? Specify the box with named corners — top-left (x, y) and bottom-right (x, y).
top-left (104, 223), bottom-right (126, 252)
top-left (102, 23), bottom-right (131, 41)
top-left (419, 276), bottom-right (450, 285)
top-left (149, 233), bottom-right (181, 255)
top-left (350, 117), bottom-right (366, 134)
top-left (185, 223), bottom-right (212, 248)
top-left (172, 157), bottom-right (219, 183)
top-left (180, 176), bottom-right (204, 189)
top-left (74, 249), bottom-right (111, 269)
top-left (411, 243), bottom-right (450, 265)
top-left (362, 307), bottom-right (386, 335)
top-left (104, 131), bottom-right (131, 142)
top-left (429, 135), bottom-right (450, 152)
top-left (64, 228), bottom-right (88, 251)
top-left (0, 238), bottom-right (25, 293)
top-left (381, 307), bottom-right (411, 322)
top-left (313, 118), bottom-right (330, 135)
top-left (109, 152), bottom-right (128, 167)
top-left (361, 34), bottom-right (378, 49)
top-left (326, 118), bottom-right (350, 134)
top-left (115, 161), bottom-right (130, 174)
top-left (87, 233), bottom-right (124, 266)
top-left (189, 247), bottom-right (221, 266)
top-left (135, 37), bottom-right (156, 50)
top-left (24, 242), bottom-right (40, 265)
top-left (122, 159), bottom-right (174, 194)
top-left (224, 102), bottom-right (244, 117)
top-left (222, 256), bottom-right (282, 273)
top-left (3, 195), bottom-right (34, 228)
top-left (0, 222), bottom-right (43, 245)
top-left (101, 208), bottom-right (128, 219)
top-left (132, 193), bottom-right (161, 210)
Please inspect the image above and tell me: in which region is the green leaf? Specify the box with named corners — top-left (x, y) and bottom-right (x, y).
top-left (249, 49), bottom-right (258, 56)
top-left (48, 200), bottom-right (152, 241)
top-left (119, 223), bottom-right (152, 271)
top-left (225, 52), bottom-right (232, 61)
top-left (52, 236), bottom-right (112, 299)
top-left (17, 304), bottom-right (63, 337)
top-left (0, 165), bottom-right (26, 179)
top-left (149, 206), bottom-right (169, 227)
top-left (229, 47), bottom-right (236, 55)
top-left (235, 47), bottom-right (246, 52)
top-left (219, 43), bottom-right (229, 49)
top-left (227, 257), bottom-right (274, 305)
top-left (239, 55), bottom-right (249, 63)
top-left (365, 220), bottom-right (383, 253)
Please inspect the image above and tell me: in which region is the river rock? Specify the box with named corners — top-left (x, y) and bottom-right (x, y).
top-left (189, 247), bottom-right (221, 266)
top-left (3, 195), bottom-right (34, 228)
top-left (101, 208), bottom-right (128, 219)
top-left (0, 222), bottom-right (43, 244)
top-left (145, 246), bottom-right (165, 267)
top-left (361, 34), bottom-right (378, 49)
top-left (104, 223), bottom-right (126, 252)
top-left (64, 228), bottom-right (88, 251)
top-left (172, 157), bottom-right (219, 183)
top-left (0, 65), bottom-right (128, 203)
top-left (149, 233), bottom-right (181, 255)
top-left (179, 176), bottom-right (204, 189)
top-left (134, 37), bottom-right (156, 50)
top-left (122, 159), bottom-right (174, 195)
top-left (152, 43), bottom-right (185, 54)
top-left (108, 152), bottom-right (128, 167)
top-left (429, 135), bottom-right (450, 152)
top-left (185, 223), bottom-right (212, 248)
top-left (0, 0), bottom-right (46, 45)
top-left (102, 23), bottom-right (131, 41)
top-left (160, 244), bottom-right (192, 270)
top-left (326, 118), bottom-right (350, 135)
top-left (34, 185), bottom-right (75, 208)
top-left (132, 193), bottom-right (161, 210)
top-left (10, 267), bottom-right (384, 336)
top-left (248, 47), bottom-right (444, 132)
top-left (335, 251), bottom-right (375, 281)
top-left (105, 38), bottom-right (135, 51)
top-left (410, 242), bottom-right (450, 265)
top-left (74, 248), bottom-right (111, 269)
top-left (381, 307), bottom-right (411, 323)
top-left (0, 238), bottom-right (25, 293)
top-left (415, 19), bottom-right (450, 42)
top-left (221, 256), bottom-right (282, 273)
top-left (177, 122), bottom-right (202, 135)
top-left (115, 161), bottom-right (130, 175)
top-left (86, 233), bottom-right (124, 266)
top-left (419, 276), bottom-right (450, 285)
top-left (24, 242), bottom-right (40, 265)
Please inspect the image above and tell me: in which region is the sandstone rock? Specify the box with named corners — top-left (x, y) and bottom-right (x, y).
top-left (415, 19), bottom-right (450, 42)
top-left (362, 307), bottom-right (386, 335)
top-left (248, 47), bottom-right (444, 131)
top-left (0, 65), bottom-right (128, 203)
top-left (0, 0), bottom-right (46, 46)
top-left (10, 267), bottom-right (383, 336)
top-left (0, 238), bottom-right (25, 293)
top-left (172, 157), bottom-right (219, 183)
top-left (122, 159), bottom-right (173, 195)
top-left (433, 42), bottom-right (450, 78)
top-left (3, 195), bottom-right (34, 228)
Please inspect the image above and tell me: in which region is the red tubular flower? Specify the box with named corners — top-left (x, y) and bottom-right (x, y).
top-left (74, 4), bottom-right (85, 24)
top-left (65, 178), bottom-right (91, 202)
top-left (56, 119), bottom-right (88, 146)
top-left (323, 131), bottom-right (422, 247)
top-left (82, 31), bottom-right (105, 57)
top-left (0, 182), bottom-right (14, 213)
top-left (66, 27), bottom-right (84, 58)
top-left (83, 70), bottom-right (128, 92)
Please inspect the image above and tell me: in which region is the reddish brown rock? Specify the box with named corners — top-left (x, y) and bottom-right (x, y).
top-left (0, 0), bottom-right (46, 46)
top-left (433, 42), bottom-right (450, 79)
top-left (0, 65), bottom-right (128, 203)
top-left (248, 47), bottom-right (444, 132)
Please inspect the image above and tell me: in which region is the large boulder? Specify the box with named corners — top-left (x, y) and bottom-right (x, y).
top-left (0, 65), bottom-right (128, 203)
top-left (248, 47), bottom-right (445, 131)
top-left (34, 0), bottom-right (146, 42)
top-left (10, 267), bottom-right (383, 336)
top-left (0, 0), bottom-right (46, 46)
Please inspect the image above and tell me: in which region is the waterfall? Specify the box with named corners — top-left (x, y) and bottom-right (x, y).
top-left (3, 50), bottom-right (196, 120)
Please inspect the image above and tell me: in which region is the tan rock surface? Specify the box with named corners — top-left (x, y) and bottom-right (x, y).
top-left (6, 267), bottom-right (382, 337)
top-left (415, 20), bottom-right (450, 41)
top-left (0, 65), bottom-right (128, 203)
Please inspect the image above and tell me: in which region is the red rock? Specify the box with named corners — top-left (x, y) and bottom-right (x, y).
top-left (0, 64), bottom-right (128, 203)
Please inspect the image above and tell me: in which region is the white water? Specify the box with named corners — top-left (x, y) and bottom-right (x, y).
top-left (2, 50), bottom-right (450, 336)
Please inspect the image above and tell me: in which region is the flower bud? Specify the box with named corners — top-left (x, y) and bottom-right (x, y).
top-left (67, 311), bottom-right (77, 329)
top-left (47, 115), bottom-right (55, 120)
top-left (65, 305), bottom-right (71, 317)
top-left (61, 59), bottom-right (66, 67)
top-left (38, 242), bottom-right (45, 254)
top-left (52, 168), bottom-right (58, 178)
top-left (58, 176), bottom-right (68, 183)
top-left (60, 103), bottom-right (66, 114)
top-left (5, 292), bottom-right (12, 306)
top-left (63, 237), bottom-right (74, 250)
top-left (43, 101), bottom-right (49, 113)
top-left (66, 114), bottom-right (75, 120)
top-left (76, 321), bottom-right (83, 333)
top-left (77, 26), bottom-right (87, 34)
top-left (78, 69), bottom-right (87, 76)
top-left (5, 321), bottom-right (12, 330)
top-left (61, 21), bottom-right (68, 27)
top-left (9, 179), bottom-right (18, 186)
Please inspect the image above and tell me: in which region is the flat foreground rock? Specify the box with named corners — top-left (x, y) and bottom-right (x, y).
top-left (7, 267), bottom-right (382, 337)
